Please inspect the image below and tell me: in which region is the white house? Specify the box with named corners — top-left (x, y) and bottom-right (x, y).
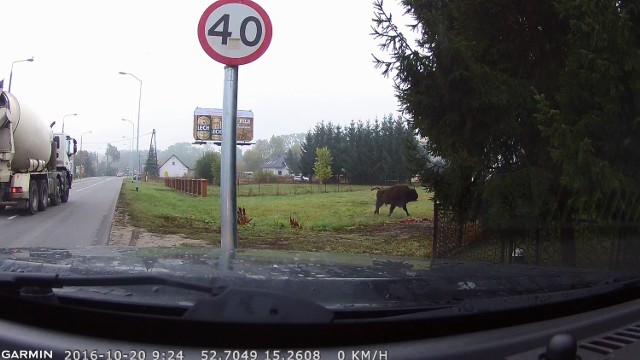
top-left (261, 155), bottom-right (289, 176)
top-left (159, 155), bottom-right (192, 178)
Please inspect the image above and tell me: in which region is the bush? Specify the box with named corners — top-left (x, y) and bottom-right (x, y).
top-left (253, 169), bottom-right (277, 183)
top-left (194, 151), bottom-right (221, 183)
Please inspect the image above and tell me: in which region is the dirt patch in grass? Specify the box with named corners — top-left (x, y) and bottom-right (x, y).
top-left (109, 185), bottom-right (207, 248)
top-left (341, 220), bottom-right (433, 241)
top-left (234, 221), bottom-right (433, 256)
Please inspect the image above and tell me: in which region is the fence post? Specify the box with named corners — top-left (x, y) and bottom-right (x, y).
top-left (432, 202), bottom-right (439, 260)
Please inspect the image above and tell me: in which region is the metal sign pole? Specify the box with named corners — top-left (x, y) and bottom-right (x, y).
top-left (199, 0), bottom-right (271, 251)
top-left (220, 65), bottom-right (239, 251)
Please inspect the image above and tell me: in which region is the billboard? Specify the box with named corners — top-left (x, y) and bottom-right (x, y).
top-left (193, 107), bottom-right (254, 142)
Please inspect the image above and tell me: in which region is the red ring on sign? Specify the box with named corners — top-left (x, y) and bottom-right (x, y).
top-left (198, 0), bottom-right (272, 66)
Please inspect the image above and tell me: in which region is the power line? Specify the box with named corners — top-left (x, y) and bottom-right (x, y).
top-left (82, 131), bottom-right (154, 145)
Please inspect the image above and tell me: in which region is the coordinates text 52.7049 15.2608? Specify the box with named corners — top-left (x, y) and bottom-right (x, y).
top-left (201, 350), bottom-right (388, 360)
top-left (201, 350), bottom-right (321, 360)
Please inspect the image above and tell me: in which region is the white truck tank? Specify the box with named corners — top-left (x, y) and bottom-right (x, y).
top-left (0, 92), bottom-right (53, 172)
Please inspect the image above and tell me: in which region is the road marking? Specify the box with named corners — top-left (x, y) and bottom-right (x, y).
top-left (74, 178), bottom-right (115, 192)
top-left (7, 215), bottom-right (17, 220)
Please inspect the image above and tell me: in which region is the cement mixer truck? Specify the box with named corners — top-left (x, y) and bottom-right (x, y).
top-left (0, 90), bottom-right (77, 215)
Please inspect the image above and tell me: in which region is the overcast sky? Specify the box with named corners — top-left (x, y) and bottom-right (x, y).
top-left (1, 0), bottom-right (413, 153)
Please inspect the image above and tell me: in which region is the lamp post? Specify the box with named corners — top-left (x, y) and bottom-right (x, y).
top-left (8, 57), bottom-right (34, 93)
top-left (119, 72), bottom-right (142, 191)
top-left (80, 131), bottom-right (92, 179)
top-left (95, 150), bottom-right (100, 176)
top-left (61, 113), bottom-right (77, 133)
top-left (80, 131), bottom-right (92, 152)
top-left (121, 118), bottom-right (134, 179)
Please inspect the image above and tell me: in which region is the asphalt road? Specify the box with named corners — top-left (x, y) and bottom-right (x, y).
top-left (0, 176), bottom-right (122, 247)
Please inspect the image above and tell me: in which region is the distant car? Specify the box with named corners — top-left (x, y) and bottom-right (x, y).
top-left (293, 175), bottom-right (309, 182)
top-left (116, 173), bottom-right (124, 177)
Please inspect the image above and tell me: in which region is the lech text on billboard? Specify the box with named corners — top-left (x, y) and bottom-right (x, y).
top-left (193, 107), bottom-right (254, 142)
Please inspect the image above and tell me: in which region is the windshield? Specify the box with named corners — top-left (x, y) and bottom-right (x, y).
top-left (0, 0), bottom-right (639, 333)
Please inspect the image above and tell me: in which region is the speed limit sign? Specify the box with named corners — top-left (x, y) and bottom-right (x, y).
top-left (198, 0), bottom-right (272, 66)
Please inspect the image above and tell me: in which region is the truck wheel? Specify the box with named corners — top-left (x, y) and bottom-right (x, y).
top-left (28, 179), bottom-right (39, 215)
top-left (61, 178), bottom-right (70, 203)
top-left (38, 179), bottom-right (48, 211)
top-left (50, 178), bottom-right (61, 206)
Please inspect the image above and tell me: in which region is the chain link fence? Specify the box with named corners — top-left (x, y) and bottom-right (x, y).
top-left (432, 203), bottom-right (640, 273)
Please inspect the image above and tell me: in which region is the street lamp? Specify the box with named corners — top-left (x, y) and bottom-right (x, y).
top-left (119, 71), bottom-right (142, 191)
top-left (61, 113), bottom-right (77, 133)
top-left (8, 57), bottom-right (34, 93)
top-left (122, 118), bottom-right (134, 179)
top-left (95, 149), bottom-right (102, 176)
top-left (80, 131), bottom-right (92, 152)
top-left (80, 131), bottom-right (92, 179)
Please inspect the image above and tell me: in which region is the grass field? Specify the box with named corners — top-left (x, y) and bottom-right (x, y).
top-left (120, 180), bottom-right (434, 257)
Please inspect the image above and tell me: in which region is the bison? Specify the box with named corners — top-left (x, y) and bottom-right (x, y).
top-left (372, 185), bottom-right (419, 217)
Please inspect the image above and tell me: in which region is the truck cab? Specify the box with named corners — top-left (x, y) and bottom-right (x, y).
top-left (53, 133), bottom-right (77, 172)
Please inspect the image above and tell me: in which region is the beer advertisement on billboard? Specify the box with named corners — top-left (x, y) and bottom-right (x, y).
top-left (193, 108), bottom-right (254, 142)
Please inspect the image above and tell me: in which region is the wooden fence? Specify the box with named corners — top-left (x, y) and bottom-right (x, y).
top-left (164, 178), bottom-right (208, 197)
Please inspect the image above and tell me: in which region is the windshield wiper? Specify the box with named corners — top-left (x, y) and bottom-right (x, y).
top-left (0, 272), bottom-right (224, 295)
top-left (0, 272), bottom-right (335, 324)
top-left (374, 278), bottom-right (640, 322)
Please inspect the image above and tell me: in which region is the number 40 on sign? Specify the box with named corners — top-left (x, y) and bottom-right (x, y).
top-left (198, 0), bottom-right (272, 66)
